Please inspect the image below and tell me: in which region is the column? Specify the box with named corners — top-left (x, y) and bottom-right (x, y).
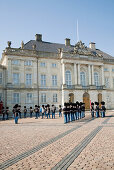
top-left (62, 63), bottom-right (65, 84)
top-left (91, 65), bottom-right (94, 85)
top-left (74, 63), bottom-right (77, 85)
top-left (101, 65), bottom-right (104, 86)
top-left (78, 64), bottom-right (80, 85)
top-left (88, 65), bottom-right (91, 85)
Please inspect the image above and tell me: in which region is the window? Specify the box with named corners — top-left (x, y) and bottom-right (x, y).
top-left (53, 93), bottom-right (57, 102)
top-left (41, 93), bottom-right (46, 103)
top-left (26, 74), bottom-right (32, 86)
top-left (0, 93), bottom-right (2, 101)
top-left (41, 75), bottom-right (46, 86)
top-left (0, 72), bottom-right (2, 84)
top-left (13, 73), bottom-right (19, 84)
top-left (112, 69), bottom-right (114, 72)
top-left (52, 63), bottom-right (56, 68)
top-left (26, 93), bottom-right (32, 103)
top-left (52, 75), bottom-right (57, 86)
top-left (12, 60), bottom-right (19, 65)
top-left (94, 72), bottom-right (99, 86)
top-left (80, 72), bottom-right (86, 86)
top-left (13, 93), bottom-right (19, 103)
top-left (40, 62), bottom-right (46, 67)
top-left (65, 71), bottom-right (72, 85)
top-left (105, 77), bottom-right (109, 88)
top-left (24, 60), bottom-right (32, 66)
top-left (104, 68), bottom-right (108, 72)
top-left (113, 78), bottom-right (114, 88)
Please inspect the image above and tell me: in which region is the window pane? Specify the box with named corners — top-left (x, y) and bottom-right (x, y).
top-left (52, 75), bottom-right (57, 86)
top-left (65, 71), bottom-right (71, 85)
top-left (94, 72), bottom-right (99, 86)
top-left (26, 74), bottom-right (32, 85)
top-left (40, 62), bottom-right (46, 67)
top-left (41, 93), bottom-right (46, 103)
top-left (13, 73), bottom-right (19, 84)
top-left (25, 61), bottom-right (32, 66)
top-left (105, 77), bottom-right (109, 88)
top-left (0, 72), bottom-right (2, 84)
top-left (52, 63), bottom-right (56, 67)
top-left (26, 93), bottom-right (32, 103)
top-left (13, 93), bottom-right (19, 103)
top-left (53, 93), bottom-right (57, 102)
top-left (12, 60), bottom-right (19, 65)
top-left (80, 72), bottom-right (86, 86)
top-left (41, 75), bottom-right (46, 86)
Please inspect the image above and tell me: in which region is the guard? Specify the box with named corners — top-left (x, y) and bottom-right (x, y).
top-left (24, 106), bottom-right (27, 118)
top-left (63, 103), bottom-right (68, 123)
top-left (101, 101), bottom-right (106, 118)
top-left (95, 102), bottom-right (99, 118)
top-left (91, 102), bottom-right (94, 118)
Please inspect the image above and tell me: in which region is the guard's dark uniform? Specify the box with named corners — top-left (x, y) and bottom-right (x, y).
top-left (95, 102), bottom-right (99, 118)
top-left (34, 105), bottom-right (38, 119)
top-left (6, 107), bottom-right (9, 120)
top-left (63, 103), bottom-right (68, 123)
top-left (91, 102), bottom-right (94, 118)
top-left (30, 107), bottom-right (33, 118)
top-left (2, 107), bottom-right (5, 120)
top-left (59, 105), bottom-right (62, 117)
top-left (24, 106), bottom-right (27, 118)
top-left (100, 101), bottom-right (106, 118)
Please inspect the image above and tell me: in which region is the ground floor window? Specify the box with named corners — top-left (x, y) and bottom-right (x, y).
top-left (53, 93), bottom-right (57, 102)
top-left (13, 93), bottom-right (19, 104)
top-left (41, 93), bottom-right (46, 103)
top-left (26, 93), bottom-right (33, 103)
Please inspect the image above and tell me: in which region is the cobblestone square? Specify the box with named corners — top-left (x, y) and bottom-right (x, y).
top-left (0, 111), bottom-right (114, 170)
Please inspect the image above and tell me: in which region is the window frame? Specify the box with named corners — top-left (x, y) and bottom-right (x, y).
top-left (65, 70), bottom-right (72, 86)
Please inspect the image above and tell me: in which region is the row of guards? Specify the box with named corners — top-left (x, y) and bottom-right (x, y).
top-left (63, 101), bottom-right (106, 124)
top-left (63, 102), bottom-right (85, 124)
top-left (90, 101), bottom-right (106, 118)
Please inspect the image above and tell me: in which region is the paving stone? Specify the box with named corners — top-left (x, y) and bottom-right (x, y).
top-left (0, 111), bottom-right (113, 170)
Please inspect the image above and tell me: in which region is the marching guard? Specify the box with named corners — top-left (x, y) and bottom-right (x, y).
top-left (34, 105), bottom-right (38, 119)
top-left (59, 105), bottom-right (62, 117)
top-left (6, 107), bottom-right (9, 120)
top-left (24, 106), bottom-right (27, 118)
top-left (30, 107), bottom-right (33, 118)
top-left (91, 102), bottom-right (94, 118)
top-left (100, 101), bottom-right (106, 118)
top-left (46, 104), bottom-right (50, 119)
top-left (2, 106), bottom-right (5, 120)
top-left (63, 103), bottom-right (68, 123)
top-left (95, 102), bottom-right (99, 118)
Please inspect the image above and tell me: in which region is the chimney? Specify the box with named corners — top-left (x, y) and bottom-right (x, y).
top-left (35, 34), bottom-right (42, 41)
top-left (65, 38), bottom-right (70, 46)
top-left (89, 42), bottom-right (96, 50)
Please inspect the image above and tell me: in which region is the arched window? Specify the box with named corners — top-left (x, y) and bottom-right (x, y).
top-left (94, 72), bottom-right (99, 86)
top-left (65, 70), bottom-right (72, 85)
top-left (80, 72), bottom-right (86, 86)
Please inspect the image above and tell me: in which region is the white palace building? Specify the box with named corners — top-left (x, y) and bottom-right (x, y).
top-left (0, 34), bottom-right (114, 110)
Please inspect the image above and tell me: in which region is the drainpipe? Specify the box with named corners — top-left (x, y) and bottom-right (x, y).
top-left (37, 57), bottom-right (39, 105)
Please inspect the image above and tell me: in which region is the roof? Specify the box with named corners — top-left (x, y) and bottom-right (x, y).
top-left (23, 40), bottom-right (74, 53)
top-left (23, 40), bottom-right (114, 59)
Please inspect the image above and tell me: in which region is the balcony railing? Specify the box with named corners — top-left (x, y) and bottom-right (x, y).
top-left (96, 86), bottom-right (104, 90)
top-left (82, 86), bottom-right (90, 89)
top-left (67, 85), bottom-right (75, 89)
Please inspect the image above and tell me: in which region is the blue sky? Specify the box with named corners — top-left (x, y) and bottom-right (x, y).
top-left (0, 0), bottom-right (114, 58)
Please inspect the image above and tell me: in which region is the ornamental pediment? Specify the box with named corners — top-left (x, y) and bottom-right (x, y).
top-left (73, 41), bottom-right (103, 58)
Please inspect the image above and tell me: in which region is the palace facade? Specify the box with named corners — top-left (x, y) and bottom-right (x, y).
top-left (0, 34), bottom-right (114, 110)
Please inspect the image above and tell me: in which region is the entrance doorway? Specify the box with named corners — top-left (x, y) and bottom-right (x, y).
top-left (98, 93), bottom-right (102, 108)
top-left (83, 92), bottom-right (90, 110)
top-left (69, 93), bottom-right (74, 103)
